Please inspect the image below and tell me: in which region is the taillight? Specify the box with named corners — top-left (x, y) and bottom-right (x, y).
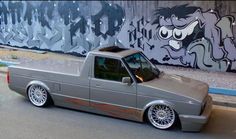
top-left (7, 71), bottom-right (10, 84)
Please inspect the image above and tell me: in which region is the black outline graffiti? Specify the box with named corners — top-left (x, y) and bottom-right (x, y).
top-left (152, 4), bottom-right (236, 71)
top-left (91, 1), bottom-right (125, 39)
top-left (0, 2), bottom-right (8, 25)
top-left (38, 1), bottom-right (54, 30)
top-left (128, 16), bottom-right (154, 51)
top-left (0, 2), bottom-right (235, 72)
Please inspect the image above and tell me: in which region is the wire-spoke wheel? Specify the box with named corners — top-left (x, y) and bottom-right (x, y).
top-left (147, 104), bottom-right (176, 130)
top-left (28, 85), bottom-right (50, 107)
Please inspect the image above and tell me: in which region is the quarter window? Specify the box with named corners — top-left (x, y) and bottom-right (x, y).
top-left (94, 56), bottom-right (131, 82)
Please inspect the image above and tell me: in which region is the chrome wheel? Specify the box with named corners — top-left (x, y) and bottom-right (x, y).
top-left (148, 104), bottom-right (175, 129)
top-left (28, 85), bottom-right (48, 107)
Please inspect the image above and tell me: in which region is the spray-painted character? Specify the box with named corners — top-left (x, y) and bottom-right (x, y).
top-left (152, 4), bottom-right (236, 71)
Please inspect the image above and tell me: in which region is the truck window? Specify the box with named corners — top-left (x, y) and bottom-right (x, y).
top-left (123, 52), bottom-right (156, 82)
top-left (94, 56), bottom-right (131, 82)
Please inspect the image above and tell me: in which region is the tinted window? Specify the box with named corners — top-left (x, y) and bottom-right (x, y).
top-left (124, 53), bottom-right (157, 82)
top-left (94, 56), bottom-right (130, 82)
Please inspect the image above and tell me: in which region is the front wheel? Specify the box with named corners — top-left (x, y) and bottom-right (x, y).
top-left (27, 85), bottom-right (51, 107)
top-left (147, 104), bottom-right (176, 130)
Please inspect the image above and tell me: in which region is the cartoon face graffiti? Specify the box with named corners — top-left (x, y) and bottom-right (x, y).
top-left (153, 5), bottom-right (204, 50)
top-left (158, 20), bottom-right (201, 50)
top-left (152, 4), bottom-right (236, 71)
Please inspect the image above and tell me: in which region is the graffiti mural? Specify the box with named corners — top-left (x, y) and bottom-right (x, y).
top-left (0, 1), bottom-right (125, 54)
top-left (149, 4), bottom-right (236, 71)
top-left (122, 4), bottom-right (236, 72)
top-left (128, 16), bottom-right (154, 51)
top-left (0, 1), bottom-right (236, 72)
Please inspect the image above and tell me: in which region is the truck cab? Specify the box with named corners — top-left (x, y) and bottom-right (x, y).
top-left (8, 46), bottom-right (212, 132)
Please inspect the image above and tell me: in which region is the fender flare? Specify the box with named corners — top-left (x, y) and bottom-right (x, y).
top-left (26, 80), bottom-right (50, 93)
top-left (141, 100), bottom-right (176, 119)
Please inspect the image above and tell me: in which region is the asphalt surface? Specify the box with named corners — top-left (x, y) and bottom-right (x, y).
top-left (0, 74), bottom-right (236, 139)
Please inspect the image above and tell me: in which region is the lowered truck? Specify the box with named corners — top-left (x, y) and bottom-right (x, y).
top-left (7, 46), bottom-right (212, 132)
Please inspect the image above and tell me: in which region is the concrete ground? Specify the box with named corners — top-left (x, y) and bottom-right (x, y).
top-left (0, 45), bottom-right (236, 107)
top-left (0, 74), bottom-right (236, 139)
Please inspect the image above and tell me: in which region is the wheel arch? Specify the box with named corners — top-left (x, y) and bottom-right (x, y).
top-left (26, 80), bottom-right (50, 94)
top-left (26, 80), bottom-right (54, 107)
top-left (141, 100), bottom-right (177, 121)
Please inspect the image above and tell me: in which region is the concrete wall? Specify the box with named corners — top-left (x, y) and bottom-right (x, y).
top-left (0, 1), bottom-right (236, 72)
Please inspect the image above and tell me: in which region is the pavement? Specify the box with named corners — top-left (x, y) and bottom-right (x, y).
top-left (1, 72), bottom-right (236, 139)
top-left (0, 67), bottom-right (7, 74)
top-left (0, 45), bottom-right (236, 108)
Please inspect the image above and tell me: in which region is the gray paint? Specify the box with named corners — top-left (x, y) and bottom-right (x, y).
top-left (0, 1), bottom-right (236, 72)
top-left (8, 48), bottom-right (212, 131)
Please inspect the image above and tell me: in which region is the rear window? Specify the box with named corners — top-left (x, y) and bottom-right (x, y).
top-left (99, 46), bottom-right (128, 53)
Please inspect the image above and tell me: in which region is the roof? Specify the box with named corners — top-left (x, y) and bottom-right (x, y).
top-left (90, 46), bottom-right (140, 59)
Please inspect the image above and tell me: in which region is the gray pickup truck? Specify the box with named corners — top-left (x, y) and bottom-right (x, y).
top-left (8, 46), bottom-right (212, 132)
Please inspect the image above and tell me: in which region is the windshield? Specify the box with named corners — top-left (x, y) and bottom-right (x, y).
top-left (123, 52), bottom-right (160, 83)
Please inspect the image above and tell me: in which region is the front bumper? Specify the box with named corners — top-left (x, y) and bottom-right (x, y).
top-left (179, 95), bottom-right (212, 132)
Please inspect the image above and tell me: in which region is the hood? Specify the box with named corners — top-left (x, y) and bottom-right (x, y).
top-left (140, 73), bottom-right (209, 103)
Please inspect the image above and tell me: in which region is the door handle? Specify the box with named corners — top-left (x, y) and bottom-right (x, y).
top-left (95, 84), bottom-right (101, 87)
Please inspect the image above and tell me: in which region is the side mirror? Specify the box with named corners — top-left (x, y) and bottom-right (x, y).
top-left (122, 77), bottom-right (131, 85)
top-left (153, 66), bottom-right (162, 77)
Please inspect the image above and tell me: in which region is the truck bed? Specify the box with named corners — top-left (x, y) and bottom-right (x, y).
top-left (14, 58), bottom-right (85, 75)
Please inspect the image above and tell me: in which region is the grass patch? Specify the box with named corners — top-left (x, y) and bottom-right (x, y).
top-left (0, 63), bottom-right (6, 67)
top-left (11, 54), bottom-right (18, 59)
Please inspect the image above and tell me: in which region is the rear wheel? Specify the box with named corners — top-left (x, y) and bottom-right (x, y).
top-left (147, 104), bottom-right (176, 130)
top-left (27, 85), bottom-right (51, 107)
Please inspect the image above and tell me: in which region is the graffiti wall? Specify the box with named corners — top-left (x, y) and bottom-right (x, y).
top-left (0, 1), bottom-right (236, 72)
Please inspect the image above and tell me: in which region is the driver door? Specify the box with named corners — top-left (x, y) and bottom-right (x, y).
top-left (90, 56), bottom-right (136, 108)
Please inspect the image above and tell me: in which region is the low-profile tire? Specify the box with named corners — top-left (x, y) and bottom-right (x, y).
top-left (27, 84), bottom-right (51, 107)
top-left (147, 104), bottom-right (176, 130)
